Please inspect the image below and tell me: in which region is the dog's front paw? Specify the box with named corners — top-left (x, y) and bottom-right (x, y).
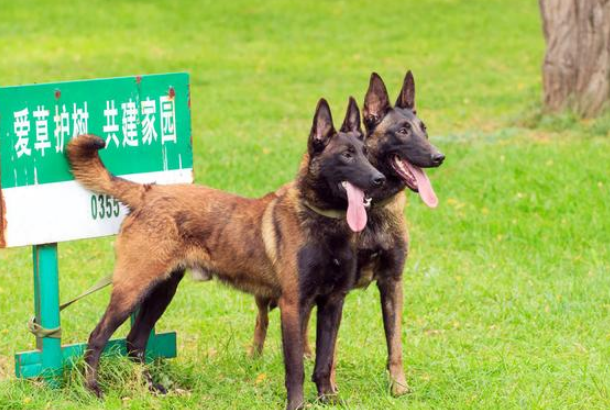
top-left (248, 344), bottom-right (263, 358)
top-left (318, 391), bottom-right (341, 405)
top-left (390, 379), bottom-right (412, 396)
top-left (285, 399), bottom-right (304, 410)
top-left (330, 380), bottom-right (339, 394)
top-left (303, 342), bottom-right (314, 360)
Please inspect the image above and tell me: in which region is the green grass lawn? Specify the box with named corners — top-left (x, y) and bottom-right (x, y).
top-left (1, 0), bottom-right (609, 408)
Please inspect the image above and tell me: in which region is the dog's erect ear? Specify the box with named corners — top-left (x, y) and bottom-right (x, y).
top-left (309, 98), bottom-right (335, 154)
top-left (396, 70), bottom-right (415, 110)
top-left (340, 96), bottom-right (362, 137)
top-left (363, 72), bottom-right (391, 131)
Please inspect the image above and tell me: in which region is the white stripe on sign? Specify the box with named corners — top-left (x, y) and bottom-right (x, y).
top-left (3, 168), bottom-right (193, 248)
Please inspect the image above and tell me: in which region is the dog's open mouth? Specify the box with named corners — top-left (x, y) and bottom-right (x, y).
top-left (391, 155), bottom-right (438, 208)
top-left (338, 182), bottom-right (372, 207)
top-left (340, 181), bottom-right (370, 232)
top-left (392, 156), bottom-right (418, 191)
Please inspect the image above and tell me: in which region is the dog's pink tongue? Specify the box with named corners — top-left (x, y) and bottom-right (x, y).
top-left (344, 182), bottom-right (367, 232)
top-left (404, 161), bottom-right (438, 208)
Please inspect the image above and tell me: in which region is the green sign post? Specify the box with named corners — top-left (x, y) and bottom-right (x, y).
top-left (0, 73), bottom-right (194, 383)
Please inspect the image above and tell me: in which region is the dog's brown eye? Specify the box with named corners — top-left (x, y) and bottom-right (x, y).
top-left (343, 152), bottom-right (353, 159)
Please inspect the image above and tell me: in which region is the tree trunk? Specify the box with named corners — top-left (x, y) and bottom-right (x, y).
top-left (540, 0), bottom-right (610, 118)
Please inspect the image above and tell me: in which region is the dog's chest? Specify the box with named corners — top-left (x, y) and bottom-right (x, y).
top-left (297, 237), bottom-right (357, 296)
top-left (353, 215), bottom-right (405, 288)
top-left (358, 219), bottom-right (395, 260)
top-left (320, 251), bottom-right (356, 290)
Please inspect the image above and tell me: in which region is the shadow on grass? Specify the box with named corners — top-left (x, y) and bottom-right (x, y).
top-left (514, 95), bottom-right (610, 137)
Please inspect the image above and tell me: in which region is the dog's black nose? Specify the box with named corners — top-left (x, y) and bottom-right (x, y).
top-left (431, 153), bottom-right (445, 166)
top-left (372, 174), bottom-right (386, 187)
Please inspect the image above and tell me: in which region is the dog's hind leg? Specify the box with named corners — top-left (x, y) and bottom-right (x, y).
top-left (84, 252), bottom-right (174, 397)
top-left (377, 275), bottom-right (411, 396)
top-left (126, 268), bottom-right (185, 393)
top-left (329, 342), bottom-right (338, 393)
top-left (301, 306), bottom-right (314, 359)
top-left (84, 285), bottom-right (143, 397)
top-left (312, 295), bottom-right (344, 401)
top-left (250, 296), bottom-right (271, 357)
top-left (251, 297), bottom-right (311, 359)
top-left (127, 269), bottom-right (185, 358)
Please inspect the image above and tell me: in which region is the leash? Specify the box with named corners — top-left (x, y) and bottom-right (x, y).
top-left (28, 274), bottom-right (113, 339)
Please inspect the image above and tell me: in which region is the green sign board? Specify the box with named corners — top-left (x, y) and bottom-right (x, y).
top-left (0, 73), bottom-right (194, 247)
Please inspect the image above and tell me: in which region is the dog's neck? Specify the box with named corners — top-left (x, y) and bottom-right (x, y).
top-left (295, 154), bottom-right (348, 212)
top-left (369, 152), bottom-right (407, 204)
top-left (297, 175), bottom-right (347, 211)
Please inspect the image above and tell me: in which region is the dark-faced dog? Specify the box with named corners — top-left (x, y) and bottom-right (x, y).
top-left (66, 97), bottom-right (384, 410)
top-left (251, 71), bottom-right (445, 396)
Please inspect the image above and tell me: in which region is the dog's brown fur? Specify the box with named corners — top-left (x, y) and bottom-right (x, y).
top-left (250, 71), bottom-right (445, 396)
top-left (67, 97), bottom-right (384, 410)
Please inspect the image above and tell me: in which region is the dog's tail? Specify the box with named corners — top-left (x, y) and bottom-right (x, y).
top-left (66, 135), bottom-right (146, 210)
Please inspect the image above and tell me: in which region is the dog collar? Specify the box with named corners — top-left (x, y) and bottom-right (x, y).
top-left (302, 192), bottom-right (399, 219)
top-left (302, 201), bottom-right (345, 219)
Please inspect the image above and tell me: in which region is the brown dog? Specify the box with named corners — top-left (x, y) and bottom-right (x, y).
top-left (250, 71), bottom-right (445, 395)
top-left (67, 97), bottom-right (384, 410)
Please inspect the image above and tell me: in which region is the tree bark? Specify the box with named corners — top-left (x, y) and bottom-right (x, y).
top-left (540, 0), bottom-right (610, 118)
